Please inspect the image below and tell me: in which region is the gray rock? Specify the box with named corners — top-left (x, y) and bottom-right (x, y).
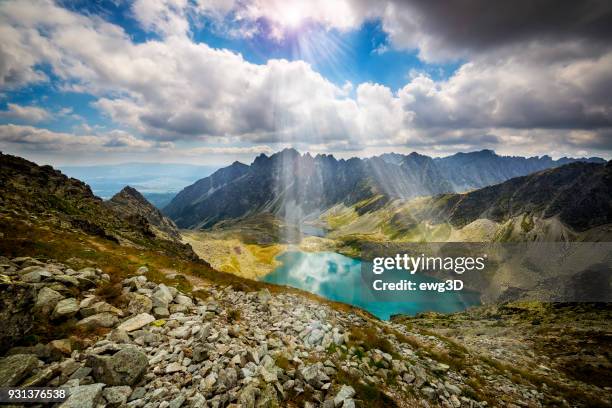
top-left (109, 328), bottom-right (131, 343)
top-left (343, 399), bottom-right (356, 408)
top-left (103, 385), bottom-right (132, 407)
top-left (117, 313), bottom-right (154, 332)
top-left (80, 301), bottom-right (123, 318)
top-left (334, 385), bottom-right (355, 407)
top-left (256, 383), bottom-right (279, 407)
top-left (169, 394), bottom-right (186, 408)
top-left (153, 307), bottom-right (170, 318)
top-left (174, 294), bottom-right (193, 306)
top-left (89, 347), bottom-right (148, 386)
top-left (76, 313), bottom-right (119, 330)
top-left (422, 386), bottom-right (436, 399)
top-left (136, 266), bottom-right (149, 275)
top-left (445, 382), bottom-right (462, 396)
top-left (59, 383), bottom-right (105, 408)
top-left (35, 287), bottom-right (65, 315)
top-left (0, 354), bottom-right (39, 386)
top-left (52, 298), bottom-right (80, 319)
top-left (126, 294), bottom-right (153, 315)
top-left (152, 284), bottom-right (173, 308)
top-left (238, 384), bottom-right (257, 408)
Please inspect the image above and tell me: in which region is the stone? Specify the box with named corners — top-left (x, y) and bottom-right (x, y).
top-left (0, 354), bottom-right (39, 386)
top-left (52, 298), bottom-right (80, 319)
top-left (50, 339), bottom-right (72, 355)
top-left (256, 383), bottom-right (279, 408)
top-left (76, 313), bottom-right (119, 330)
top-left (260, 366), bottom-right (277, 383)
top-left (89, 347), bottom-right (148, 386)
top-left (257, 289), bottom-right (272, 303)
top-left (103, 385), bottom-right (132, 407)
top-left (445, 382), bottom-right (462, 396)
top-left (35, 287), bottom-right (64, 315)
top-left (136, 266), bottom-right (148, 275)
top-left (59, 383), bottom-right (105, 408)
top-left (80, 301), bottom-right (123, 318)
top-left (169, 394), bottom-right (186, 408)
top-left (166, 362), bottom-right (185, 374)
top-left (109, 329), bottom-right (131, 343)
top-left (238, 384), bottom-right (257, 408)
top-left (153, 307), bottom-right (170, 318)
top-left (192, 345), bottom-right (210, 363)
top-left (129, 387), bottom-right (146, 401)
top-left (174, 294), bottom-right (193, 306)
top-left (169, 326), bottom-right (190, 339)
top-left (126, 294), bottom-right (153, 315)
top-left (117, 313), bottom-right (155, 332)
top-left (422, 387), bottom-right (436, 399)
top-left (343, 399), bottom-right (356, 408)
top-left (333, 385), bottom-right (355, 407)
top-left (152, 284), bottom-right (173, 308)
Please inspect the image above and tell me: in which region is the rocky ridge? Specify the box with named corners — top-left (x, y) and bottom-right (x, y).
top-left (163, 149), bottom-right (604, 229)
top-left (106, 186), bottom-right (181, 242)
top-left (2, 256), bottom-right (610, 407)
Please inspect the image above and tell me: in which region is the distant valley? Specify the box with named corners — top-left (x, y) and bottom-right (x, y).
top-left (60, 163), bottom-right (217, 208)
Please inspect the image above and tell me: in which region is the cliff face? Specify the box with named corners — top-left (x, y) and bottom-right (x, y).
top-left (164, 149), bottom-right (604, 229)
top-left (107, 186), bottom-right (181, 242)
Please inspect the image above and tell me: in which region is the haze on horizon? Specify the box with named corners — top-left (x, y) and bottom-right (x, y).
top-left (1, 0), bottom-right (612, 167)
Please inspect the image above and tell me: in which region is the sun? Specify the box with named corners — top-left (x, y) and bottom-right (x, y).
top-left (276, 3), bottom-right (307, 28)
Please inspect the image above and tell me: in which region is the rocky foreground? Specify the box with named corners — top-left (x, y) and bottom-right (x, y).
top-left (1, 256), bottom-right (610, 408)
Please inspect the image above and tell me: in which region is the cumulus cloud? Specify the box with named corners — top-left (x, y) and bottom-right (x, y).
top-left (0, 0), bottom-right (611, 159)
top-left (0, 124), bottom-right (152, 152)
top-left (0, 103), bottom-right (50, 122)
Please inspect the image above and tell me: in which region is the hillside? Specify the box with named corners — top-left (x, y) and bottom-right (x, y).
top-left (0, 152), bottom-right (197, 261)
top-left (321, 161), bottom-right (612, 244)
top-left (106, 186), bottom-right (181, 242)
top-left (0, 152), bottom-right (610, 407)
top-left (164, 149), bottom-right (604, 230)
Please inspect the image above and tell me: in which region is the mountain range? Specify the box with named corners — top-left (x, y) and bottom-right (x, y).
top-left (163, 149), bottom-right (605, 230)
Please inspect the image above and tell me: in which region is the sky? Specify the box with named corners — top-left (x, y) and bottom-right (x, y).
top-left (0, 0), bottom-right (611, 166)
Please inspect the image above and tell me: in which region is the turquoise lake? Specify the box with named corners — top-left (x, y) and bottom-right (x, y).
top-left (262, 251), bottom-right (481, 320)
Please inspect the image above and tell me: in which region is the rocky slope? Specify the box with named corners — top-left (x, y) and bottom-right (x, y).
top-left (106, 186), bottom-right (181, 242)
top-left (1, 256), bottom-right (610, 407)
top-left (163, 149), bottom-right (603, 229)
top-left (321, 161), bottom-right (612, 243)
top-left (0, 152), bottom-right (197, 261)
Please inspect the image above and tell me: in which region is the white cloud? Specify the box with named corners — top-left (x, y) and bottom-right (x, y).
top-left (0, 124), bottom-right (152, 151)
top-left (0, 103), bottom-right (50, 122)
top-left (0, 0), bottom-right (610, 160)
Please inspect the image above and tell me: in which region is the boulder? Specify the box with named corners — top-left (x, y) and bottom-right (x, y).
top-left (126, 293), bottom-right (153, 315)
top-left (117, 313), bottom-right (154, 332)
top-left (0, 354), bottom-right (39, 386)
top-left (35, 287), bottom-right (65, 315)
top-left (52, 298), bottom-right (80, 319)
top-left (59, 383), bottom-right (105, 408)
top-left (103, 385), bottom-right (132, 407)
top-left (49, 339), bottom-right (72, 355)
top-left (152, 284), bottom-right (173, 309)
top-left (80, 301), bottom-right (123, 318)
top-left (256, 383), bottom-right (279, 408)
top-left (334, 385), bottom-right (355, 407)
top-left (89, 347), bottom-right (148, 386)
top-left (76, 313), bottom-right (119, 330)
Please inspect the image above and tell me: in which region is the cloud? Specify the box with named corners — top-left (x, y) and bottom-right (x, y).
top-left (0, 0), bottom-right (611, 159)
top-left (0, 124), bottom-right (152, 152)
top-left (0, 103), bottom-right (50, 122)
